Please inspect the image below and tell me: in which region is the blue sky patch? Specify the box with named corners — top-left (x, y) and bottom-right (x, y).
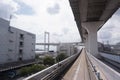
top-left (15, 1), bottom-right (35, 15)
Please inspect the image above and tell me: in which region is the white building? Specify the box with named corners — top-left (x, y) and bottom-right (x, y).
top-left (0, 18), bottom-right (35, 64)
top-left (57, 43), bottom-right (75, 56)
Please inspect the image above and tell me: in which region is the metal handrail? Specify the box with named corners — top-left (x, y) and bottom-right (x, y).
top-left (24, 49), bottom-right (82, 80)
top-left (87, 51), bottom-right (120, 80)
top-left (85, 51), bottom-right (99, 80)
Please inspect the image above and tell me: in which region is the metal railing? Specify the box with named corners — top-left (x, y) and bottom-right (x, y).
top-left (100, 52), bottom-right (120, 63)
top-left (85, 51), bottom-right (100, 80)
top-left (87, 51), bottom-right (120, 80)
top-left (0, 59), bottom-right (36, 72)
top-left (24, 49), bottom-right (82, 80)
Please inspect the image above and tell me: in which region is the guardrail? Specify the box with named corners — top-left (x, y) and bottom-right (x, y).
top-left (0, 60), bottom-right (36, 72)
top-left (87, 51), bottom-right (120, 80)
top-left (85, 51), bottom-right (100, 80)
top-left (24, 49), bottom-right (82, 80)
top-left (100, 52), bottom-right (120, 63)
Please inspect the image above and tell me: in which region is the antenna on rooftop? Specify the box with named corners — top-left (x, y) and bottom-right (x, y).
top-left (9, 14), bottom-right (13, 26)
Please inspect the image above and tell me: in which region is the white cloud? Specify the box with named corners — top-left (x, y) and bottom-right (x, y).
top-left (1, 0), bottom-right (120, 45)
top-left (47, 3), bottom-right (60, 15)
top-left (98, 9), bottom-right (120, 44)
top-left (0, 0), bottom-right (19, 20)
top-left (9, 0), bottom-right (81, 43)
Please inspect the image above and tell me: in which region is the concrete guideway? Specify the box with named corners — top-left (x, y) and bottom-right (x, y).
top-left (87, 51), bottom-right (120, 80)
top-left (63, 49), bottom-right (120, 80)
top-left (63, 49), bottom-right (91, 80)
top-left (23, 49), bottom-right (120, 80)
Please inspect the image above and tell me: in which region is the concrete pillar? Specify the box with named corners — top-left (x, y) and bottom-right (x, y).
top-left (84, 34), bottom-right (89, 52)
top-left (82, 21), bottom-right (104, 58)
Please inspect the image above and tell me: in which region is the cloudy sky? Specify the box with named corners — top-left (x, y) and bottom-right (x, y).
top-left (0, 0), bottom-right (80, 43)
top-left (98, 9), bottom-right (120, 44)
top-left (0, 0), bottom-right (120, 44)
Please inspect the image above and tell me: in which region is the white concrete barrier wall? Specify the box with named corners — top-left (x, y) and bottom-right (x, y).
top-left (87, 52), bottom-right (120, 80)
top-left (100, 53), bottom-right (120, 63)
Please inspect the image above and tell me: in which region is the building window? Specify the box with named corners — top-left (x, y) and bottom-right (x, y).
top-left (19, 49), bottom-right (23, 61)
top-left (18, 57), bottom-right (22, 61)
top-left (20, 34), bottom-right (24, 40)
top-left (19, 42), bottom-right (24, 47)
top-left (9, 40), bottom-right (13, 43)
top-left (19, 49), bottom-right (23, 54)
top-left (8, 49), bottom-right (13, 52)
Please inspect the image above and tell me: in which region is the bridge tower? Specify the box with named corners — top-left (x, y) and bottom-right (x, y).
top-left (44, 32), bottom-right (50, 52)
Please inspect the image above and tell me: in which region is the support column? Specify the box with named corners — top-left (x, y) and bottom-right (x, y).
top-left (82, 21), bottom-right (104, 58)
top-left (84, 34), bottom-right (89, 52)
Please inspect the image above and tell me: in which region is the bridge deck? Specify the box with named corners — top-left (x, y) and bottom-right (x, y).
top-left (23, 49), bottom-right (120, 80)
top-left (88, 52), bottom-right (120, 80)
top-left (63, 49), bottom-right (90, 80)
top-left (63, 49), bottom-right (120, 80)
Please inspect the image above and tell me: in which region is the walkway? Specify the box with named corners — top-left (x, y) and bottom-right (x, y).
top-left (63, 49), bottom-right (90, 80)
top-left (63, 49), bottom-right (120, 80)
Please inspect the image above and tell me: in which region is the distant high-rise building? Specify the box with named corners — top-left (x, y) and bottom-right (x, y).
top-left (57, 43), bottom-right (75, 56)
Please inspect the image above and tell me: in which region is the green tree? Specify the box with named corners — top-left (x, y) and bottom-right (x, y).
top-left (43, 56), bottom-right (55, 66)
top-left (19, 67), bottom-right (31, 76)
top-left (19, 64), bottom-right (45, 76)
top-left (35, 54), bottom-right (39, 59)
top-left (56, 53), bottom-right (68, 62)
